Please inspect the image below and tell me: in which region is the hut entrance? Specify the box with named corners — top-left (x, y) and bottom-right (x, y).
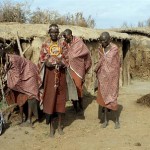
top-left (122, 40), bottom-right (130, 86)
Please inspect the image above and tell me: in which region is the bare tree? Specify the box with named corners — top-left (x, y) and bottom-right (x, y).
top-left (121, 22), bottom-right (129, 28)
top-left (0, 0), bottom-right (95, 28)
top-left (146, 18), bottom-right (150, 27)
top-left (138, 21), bottom-right (144, 27)
top-left (0, 0), bottom-right (30, 23)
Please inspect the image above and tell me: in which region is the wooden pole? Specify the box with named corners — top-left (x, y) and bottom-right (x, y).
top-left (23, 45), bottom-right (31, 55)
top-left (16, 32), bottom-right (24, 57)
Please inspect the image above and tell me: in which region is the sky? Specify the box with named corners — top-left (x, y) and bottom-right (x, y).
top-left (1, 0), bottom-right (150, 29)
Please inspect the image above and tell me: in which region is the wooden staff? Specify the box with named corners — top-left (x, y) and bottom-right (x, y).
top-left (51, 64), bottom-right (60, 112)
top-left (16, 32), bottom-right (24, 57)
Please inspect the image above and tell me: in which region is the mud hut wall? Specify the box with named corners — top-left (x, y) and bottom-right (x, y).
top-left (84, 41), bottom-right (99, 94)
top-left (21, 42), bottom-right (33, 60)
top-left (20, 37), bottom-right (45, 64)
top-left (130, 38), bottom-right (150, 79)
top-left (122, 40), bottom-right (131, 86)
top-left (29, 37), bottom-right (45, 64)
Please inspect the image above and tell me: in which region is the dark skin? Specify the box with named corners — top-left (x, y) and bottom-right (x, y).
top-left (23, 99), bottom-right (38, 126)
top-left (99, 32), bottom-right (111, 53)
top-left (63, 29), bottom-right (73, 44)
top-left (95, 32), bottom-right (120, 129)
top-left (63, 33), bottom-right (73, 44)
top-left (45, 25), bottom-right (65, 137)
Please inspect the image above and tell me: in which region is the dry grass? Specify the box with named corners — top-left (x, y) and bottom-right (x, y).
top-left (137, 94), bottom-right (150, 107)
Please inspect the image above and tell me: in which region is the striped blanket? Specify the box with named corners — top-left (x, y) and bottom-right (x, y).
top-left (66, 36), bottom-right (92, 79)
top-left (7, 54), bottom-right (39, 100)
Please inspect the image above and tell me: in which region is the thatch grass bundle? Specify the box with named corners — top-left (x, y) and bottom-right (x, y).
top-left (137, 94), bottom-right (150, 107)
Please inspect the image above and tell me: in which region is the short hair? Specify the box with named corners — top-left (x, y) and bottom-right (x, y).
top-left (49, 24), bottom-right (59, 29)
top-left (100, 32), bottom-right (110, 39)
top-left (48, 24), bottom-right (59, 33)
top-left (63, 29), bottom-right (72, 36)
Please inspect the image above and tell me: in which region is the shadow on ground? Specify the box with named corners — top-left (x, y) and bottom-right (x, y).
top-left (137, 94), bottom-right (150, 107)
top-left (63, 88), bottom-right (96, 128)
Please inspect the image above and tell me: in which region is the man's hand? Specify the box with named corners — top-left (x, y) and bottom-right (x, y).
top-left (56, 59), bottom-right (66, 68)
top-left (45, 60), bottom-right (54, 68)
top-left (58, 61), bottom-right (66, 68)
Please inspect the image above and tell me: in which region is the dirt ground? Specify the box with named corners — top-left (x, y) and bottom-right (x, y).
top-left (1, 79), bottom-right (150, 150)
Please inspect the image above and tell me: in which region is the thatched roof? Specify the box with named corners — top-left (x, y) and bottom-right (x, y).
top-left (0, 23), bottom-right (130, 41)
top-left (114, 27), bottom-right (150, 37)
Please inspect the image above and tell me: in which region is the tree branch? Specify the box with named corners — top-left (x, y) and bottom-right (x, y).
top-left (23, 45), bottom-right (31, 55)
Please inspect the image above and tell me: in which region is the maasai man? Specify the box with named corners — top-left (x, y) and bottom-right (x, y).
top-left (39, 24), bottom-right (68, 137)
top-left (94, 32), bottom-right (120, 129)
top-left (0, 43), bottom-right (39, 126)
top-left (63, 29), bottom-right (92, 113)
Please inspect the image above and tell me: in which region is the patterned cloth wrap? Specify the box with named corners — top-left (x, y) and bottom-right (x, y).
top-left (38, 38), bottom-right (68, 102)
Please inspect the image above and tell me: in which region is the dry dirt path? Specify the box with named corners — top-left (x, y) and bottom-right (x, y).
top-left (1, 80), bottom-right (150, 150)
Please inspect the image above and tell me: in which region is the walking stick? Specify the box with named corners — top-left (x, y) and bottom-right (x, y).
top-left (51, 64), bottom-right (60, 112)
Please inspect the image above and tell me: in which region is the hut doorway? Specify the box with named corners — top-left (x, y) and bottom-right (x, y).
top-left (122, 40), bottom-right (130, 86)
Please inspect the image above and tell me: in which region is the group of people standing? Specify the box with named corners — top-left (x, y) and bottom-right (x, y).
top-left (0, 24), bottom-right (121, 137)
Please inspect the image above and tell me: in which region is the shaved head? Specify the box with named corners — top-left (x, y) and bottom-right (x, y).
top-left (99, 32), bottom-right (111, 48)
top-left (100, 32), bottom-right (110, 41)
top-left (63, 29), bottom-right (73, 43)
top-left (63, 29), bottom-right (72, 36)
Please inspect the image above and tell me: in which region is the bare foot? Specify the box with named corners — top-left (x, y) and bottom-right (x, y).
top-left (114, 122), bottom-right (120, 129)
top-left (101, 121), bottom-right (108, 128)
top-left (50, 130), bottom-right (55, 138)
top-left (20, 120), bottom-right (33, 127)
top-left (17, 120), bottom-right (24, 125)
top-left (58, 127), bottom-right (64, 135)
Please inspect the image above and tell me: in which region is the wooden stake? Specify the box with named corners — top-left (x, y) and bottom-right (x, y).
top-left (23, 45), bottom-right (31, 55)
top-left (16, 32), bottom-right (24, 57)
